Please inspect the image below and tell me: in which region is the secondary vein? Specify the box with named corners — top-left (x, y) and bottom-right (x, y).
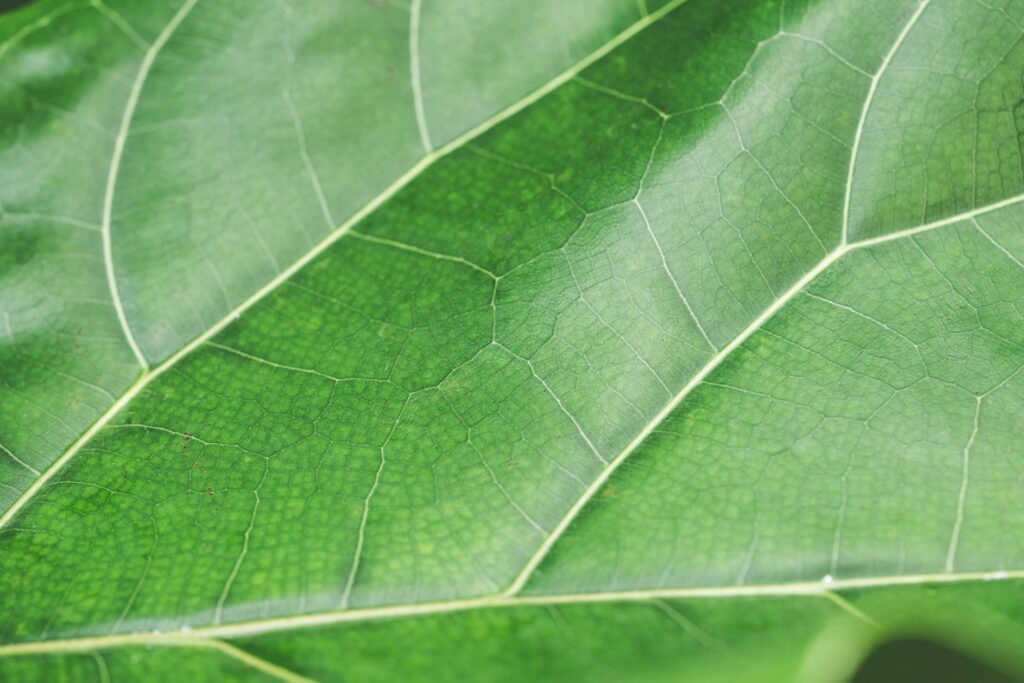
top-left (840, 0), bottom-right (931, 245)
top-left (410, 0), bottom-right (432, 152)
top-left (101, 0), bottom-right (201, 370)
top-left (0, 0), bottom-right (691, 533)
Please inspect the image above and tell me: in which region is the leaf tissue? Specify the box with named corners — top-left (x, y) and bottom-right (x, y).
top-left (3, 0), bottom-right (1024, 681)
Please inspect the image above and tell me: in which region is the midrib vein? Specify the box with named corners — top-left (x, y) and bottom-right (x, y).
top-left (1, 569), bottom-right (1022, 656)
top-left (102, 0), bottom-right (200, 371)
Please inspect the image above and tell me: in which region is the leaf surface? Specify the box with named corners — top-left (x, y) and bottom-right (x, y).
top-left (3, 0), bottom-right (1024, 680)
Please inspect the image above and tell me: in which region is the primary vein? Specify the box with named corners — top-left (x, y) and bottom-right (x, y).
top-left (0, 569), bottom-right (1020, 656)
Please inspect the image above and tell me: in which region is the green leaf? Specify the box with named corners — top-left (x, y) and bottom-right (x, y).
top-left (3, 0), bottom-right (1024, 681)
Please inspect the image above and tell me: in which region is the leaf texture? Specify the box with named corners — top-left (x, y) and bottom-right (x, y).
top-left (4, 0), bottom-right (1024, 680)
